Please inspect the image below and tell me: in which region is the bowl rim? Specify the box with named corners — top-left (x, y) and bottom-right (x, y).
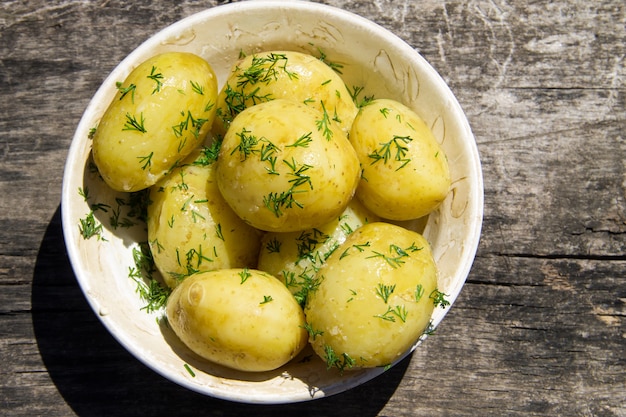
top-left (61, 0), bottom-right (484, 404)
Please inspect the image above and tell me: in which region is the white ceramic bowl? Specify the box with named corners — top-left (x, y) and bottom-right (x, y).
top-left (62, 0), bottom-right (483, 404)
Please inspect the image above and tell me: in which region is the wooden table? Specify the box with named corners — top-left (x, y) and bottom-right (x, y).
top-left (1, 1), bottom-right (624, 415)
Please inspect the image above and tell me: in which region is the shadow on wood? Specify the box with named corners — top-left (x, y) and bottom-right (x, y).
top-left (31, 205), bottom-right (411, 417)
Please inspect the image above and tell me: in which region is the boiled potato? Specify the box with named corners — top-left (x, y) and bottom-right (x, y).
top-left (166, 268), bottom-right (308, 372)
top-left (349, 99), bottom-right (451, 220)
top-left (212, 50), bottom-right (357, 137)
top-left (304, 222), bottom-right (442, 370)
top-left (92, 52), bottom-right (218, 192)
top-left (147, 147), bottom-right (262, 289)
top-left (215, 99), bottom-right (360, 232)
top-left (257, 198), bottom-right (379, 305)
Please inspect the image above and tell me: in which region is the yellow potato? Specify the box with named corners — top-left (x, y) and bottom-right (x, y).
top-left (304, 222), bottom-right (444, 370)
top-left (212, 50), bottom-right (357, 137)
top-left (166, 268), bottom-right (308, 372)
top-left (349, 98), bottom-right (451, 220)
top-left (215, 99), bottom-right (360, 232)
top-left (92, 52), bottom-right (218, 192)
top-left (257, 199), bottom-right (379, 304)
top-left (147, 147), bottom-right (262, 289)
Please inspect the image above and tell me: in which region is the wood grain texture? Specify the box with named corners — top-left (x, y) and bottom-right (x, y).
top-left (1, 0), bottom-right (624, 416)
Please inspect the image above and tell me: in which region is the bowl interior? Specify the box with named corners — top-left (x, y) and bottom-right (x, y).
top-left (61, 0), bottom-right (483, 404)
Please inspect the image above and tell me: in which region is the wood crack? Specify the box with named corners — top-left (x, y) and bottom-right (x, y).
top-left (478, 252), bottom-right (626, 261)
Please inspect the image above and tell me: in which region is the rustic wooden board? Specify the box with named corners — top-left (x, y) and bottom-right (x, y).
top-left (1, 1), bottom-right (624, 416)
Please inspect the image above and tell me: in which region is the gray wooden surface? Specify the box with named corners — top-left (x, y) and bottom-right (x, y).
top-left (1, 0), bottom-right (624, 416)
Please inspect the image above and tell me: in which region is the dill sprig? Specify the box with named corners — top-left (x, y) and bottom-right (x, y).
top-left (374, 305), bottom-right (408, 323)
top-left (123, 112), bottom-right (147, 133)
top-left (368, 135), bottom-right (413, 170)
top-left (190, 80), bottom-right (204, 95)
top-left (349, 85), bottom-right (374, 107)
top-left (193, 140), bottom-right (222, 167)
top-left (375, 283), bottom-right (396, 304)
top-left (239, 268), bottom-right (252, 284)
top-left (128, 242), bottom-right (170, 313)
top-left (137, 152), bottom-right (153, 170)
top-left (286, 132), bottom-right (313, 148)
top-left (315, 47), bottom-right (344, 74)
top-left (78, 211), bottom-right (105, 241)
top-left (172, 110), bottom-right (209, 139)
top-left (429, 289), bottom-right (450, 309)
top-left (237, 52), bottom-right (297, 88)
top-left (323, 345), bottom-right (355, 373)
top-left (265, 237), bottom-right (282, 254)
top-left (366, 243), bottom-right (421, 269)
top-left (302, 322), bottom-right (324, 340)
top-left (315, 101), bottom-right (333, 141)
top-left (262, 158), bottom-right (313, 218)
top-left (147, 66), bottom-right (164, 94)
top-left (116, 82), bottom-right (136, 102)
top-left (415, 284), bottom-right (425, 302)
top-left (260, 295), bottom-right (273, 304)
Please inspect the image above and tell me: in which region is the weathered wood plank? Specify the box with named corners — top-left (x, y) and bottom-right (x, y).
top-left (0, 0), bottom-right (624, 416)
top-left (1, 208), bottom-right (618, 416)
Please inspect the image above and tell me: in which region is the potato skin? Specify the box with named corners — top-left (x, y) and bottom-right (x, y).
top-left (213, 50), bottom-right (357, 137)
top-left (166, 269), bottom-right (308, 372)
top-left (349, 99), bottom-right (451, 220)
top-left (257, 199), bottom-right (379, 304)
top-left (304, 222), bottom-right (439, 370)
top-left (147, 148), bottom-right (262, 289)
top-left (92, 52), bottom-right (218, 192)
top-left (215, 99), bottom-right (360, 232)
